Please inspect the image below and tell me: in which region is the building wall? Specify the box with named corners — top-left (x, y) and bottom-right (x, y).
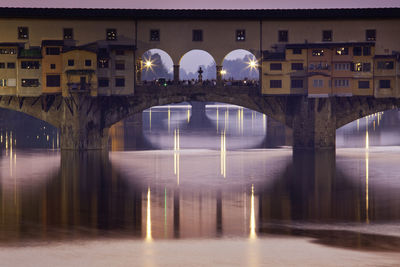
top-left (0, 19), bottom-right (135, 47)
top-left (41, 46), bottom-right (63, 94)
top-left (0, 46), bottom-right (18, 95)
top-left (17, 59), bottom-right (42, 96)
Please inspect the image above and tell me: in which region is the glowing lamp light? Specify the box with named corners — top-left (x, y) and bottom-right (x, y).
top-left (145, 60), bottom-right (152, 68)
top-left (220, 69), bottom-right (227, 75)
top-left (247, 59), bottom-right (258, 70)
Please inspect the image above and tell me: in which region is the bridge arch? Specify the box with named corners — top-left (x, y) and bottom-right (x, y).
top-left (221, 49), bottom-right (259, 81)
top-left (179, 49), bottom-right (216, 81)
top-left (140, 49), bottom-right (173, 82)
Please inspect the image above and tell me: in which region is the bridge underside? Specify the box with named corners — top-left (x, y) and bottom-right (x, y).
top-left (0, 86), bottom-right (399, 150)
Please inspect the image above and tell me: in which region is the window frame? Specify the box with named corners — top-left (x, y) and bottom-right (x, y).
top-left (115, 77), bottom-right (125, 87)
top-left (366, 29), bottom-right (376, 41)
top-left (46, 74), bottom-right (61, 87)
top-left (192, 29), bottom-right (203, 42)
top-left (63, 28), bottom-right (73, 40)
top-left (270, 63), bottom-right (282, 71)
top-left (270, 80), bottom-right (282, 88)
top-left (106, 28), bottom-right (117, 41)
top-left (18, 27), bottom-right (29, 39)
top-left (150, 29), bottom-right (160, 41)
top-left (236, 29), bottom-right (246, 41)
top-left (278, 30), bottom-right (288, 42)
top-left (322, 30), bottom-right (332, 42)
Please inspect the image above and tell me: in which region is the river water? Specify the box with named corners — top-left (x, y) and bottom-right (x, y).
top-left (0, 104), bottom-right (400, 266)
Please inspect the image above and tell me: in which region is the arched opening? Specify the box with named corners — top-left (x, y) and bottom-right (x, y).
top-left (0, 108), bottom-right (58, 149)
top-left (336, 110), bottom-right (399, 148)
top-left (179, 50), bottom-right (216, 83)
top-left (141, 49), bottom-right (173, 82)
top-left (221, 49), bottom-right (259, 85)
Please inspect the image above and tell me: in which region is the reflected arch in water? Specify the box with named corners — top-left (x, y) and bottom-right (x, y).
top-left (221, 49), bottom-right (259, 81)
top-left (141, 49), bottom-right (173, 81)
top-left (179, 49), bottom-right (216, 80)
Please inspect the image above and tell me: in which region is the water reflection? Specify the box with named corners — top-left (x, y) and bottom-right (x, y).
top-left (0, 148), bottom-right (399, 252)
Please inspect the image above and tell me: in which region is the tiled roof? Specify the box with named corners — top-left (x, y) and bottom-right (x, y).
top-left (0, 8), bottom-right (399, 19)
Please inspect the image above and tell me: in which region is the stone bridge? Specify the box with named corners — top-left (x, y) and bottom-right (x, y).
top-left (0, 86), bottom-right (399, 150)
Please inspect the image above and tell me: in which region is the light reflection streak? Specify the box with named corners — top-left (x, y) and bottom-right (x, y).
top-left (263, 114), bottom-right (266, 134)
top-left (146, 187), bottom-right (152, 241)
top-left (168, 106), bottom-right (171, 132)
top-left (365, 151), bottom-right (369, 224)
top-left (250, 184), bottom-right (256, 239)
top-left (174, 129), bottom-right (180, 185)
top-left (216, 107), bottom-right (219, 133)
top-left (149, 108), bottom-right (152, 132)
top-left (187, 108), bottom-right (190, 123)
top-left (220, 130), bottom-right (226, 178)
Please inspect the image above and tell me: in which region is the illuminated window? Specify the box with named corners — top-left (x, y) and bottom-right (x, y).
top-left (0, 79), bottom-right (6, 87)
top-left (322, 30), bottom-right (332, 41)
top-left (21, 61), bottom-right (40, 69)
top-left (379, 80), bottom-right (390, 88)
top-left (46, 75), bottom-right (60, 87)
top-left (21, 79), bottom-right (39, 87)
top-left (63, 28), bottom-right (73, 40)
top-left (236, 29), bottom-right (245, 41)
top-left (312, 49), bottom-right (324, 56)
top-left (377, 61), bottom-right (394, 69)
top-left (278, 30), bottom-right (288, 42)
top-left (0, 49), bottom-right (16, 54)
top-left (366, 29), bottom-right (376, 41)
top-left (192, 30), bottom-right (203, 41)
top-left (335, 47), bottom-right (348, 55)
top-left (270, 63), bottom-right (282, 70)
top-left (270, 80), bottom-right (282, 88)
top-left (150, 30), bottom-right (160, 41)
top-left (358, 81), bottom-right (369, 89)
top-left (291, 63), bottom-right (303, 70)
top-left (106, 29), bottom-right (117, 41)
top-left (18, 27), bottom-right (28, 39)
top-left (98, 59), bottom-right (109, 68)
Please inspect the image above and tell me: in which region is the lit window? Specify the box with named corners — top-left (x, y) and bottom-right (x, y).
top-left (63, 28), bottom-right (73, 40)
top-left (21, 79), bottom-right (39, 87)
top-left (377, 61), bottom-right (394, 69)
top-left (106, 29), bottom-right (117, 41)
top-left (236, 29), bottom-right (245, 41)
top-left (150, 30), bottom-right (160, 41)
top-left (312, 49), bottom-right (324, 56)
top-left (366, 29), bottom-right (376, 41)
top-left (21, 61), bottom-right (40, 69)
top-left (18, 27), bottom-right (28, 39)
top-left (0, 79), bottom-right (6, 87)
top-left (98, 59), bottom-right (109, 68)
top-left (335, 47), bottom-right (348, 55)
